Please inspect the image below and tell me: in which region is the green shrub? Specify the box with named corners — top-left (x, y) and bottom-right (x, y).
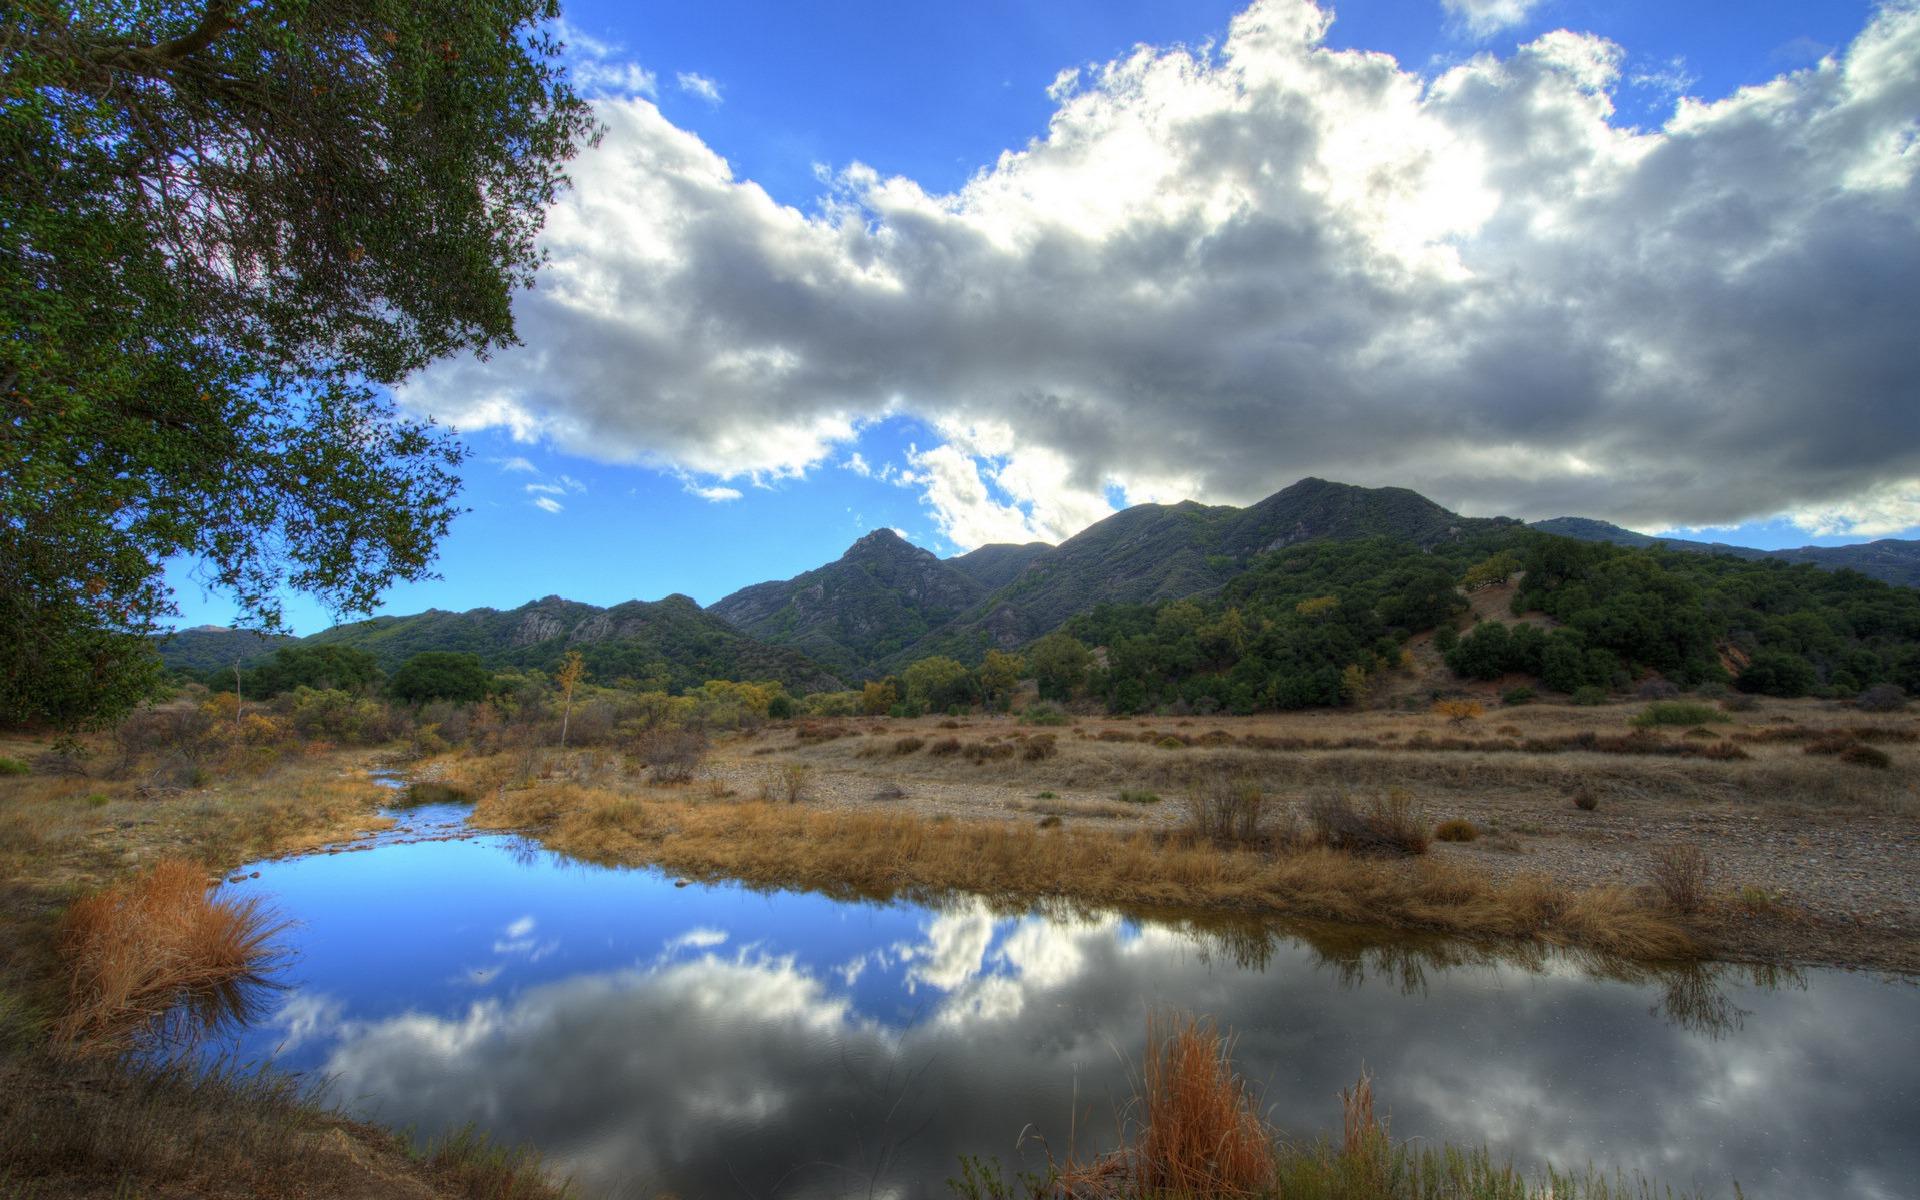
top-left (1501, 685), bottom-right (1535, 706)
top-left (1117, 788), bottom-right (1161, 805)
top-left (1019, 703), bottom-right (1070, 726)
top-left (1570, 686), bottom-right (1607, 706)
top-left (1632, 701), bottom-right (1724, 728)
top-left (0, 756), bottom-right (28, 776)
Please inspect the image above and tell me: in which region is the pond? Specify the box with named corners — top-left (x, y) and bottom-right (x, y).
top-left (202, 787), bottom-right (1920, 1200)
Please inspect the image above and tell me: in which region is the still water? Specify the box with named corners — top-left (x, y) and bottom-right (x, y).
top-left (206, 793), bottom-right (1919, 1200)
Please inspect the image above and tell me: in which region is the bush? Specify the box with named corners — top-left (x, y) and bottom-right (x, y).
top-left (771, 763), bottom-right (812, 804)
top-left (638, 726), bottom-right (708, 783)
top-left (1839, 743), bottom-right (1892, 769)
top-left (1187, 775), bottom-right (1266, 843)
top-left (1571, 787), bottom-right (1599, 812)
top-left (1719, 692), bottom-right (1757, 713)
top-left (1117, 789), bottom-right (1161, 805)
top-left (1632, 702), bottom-right (1723, 728)
top-left (1432, 699), bottom-right (1482, 725)
top-left (1433, 818), bottom-right (1479, 842)
top-left (0, 756), bottom-right (28, 776)
top-left (1856, 684), bottom-right (1907, 713)
top-left (892, 736), bottom-right (925, 755)
top-left (1307, 790), bottom-right (1430, 855)
top-left (1500, 686), bottom-right (1534, 706)
top-left (1570, 685), bottom-right (1607, 706)
top-left (1021, 733), bottom-right (1059, 761)
top-left (1019, 703), bottom-right (1070, 726)
top-left (1648, 844), bottom-right (1711, 914)
top-left (1734, 650), bottom-right (1817, 698)
top-left (928, 737), bottom-right (961, 756)
top-left (1635, 679), bottom-right (1681, 701)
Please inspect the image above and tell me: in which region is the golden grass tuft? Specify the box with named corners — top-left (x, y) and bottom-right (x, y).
top-left (1134, 1012), bottom-right (1276, 1196)
top-left (54, 858), bottom-right (289, 1054)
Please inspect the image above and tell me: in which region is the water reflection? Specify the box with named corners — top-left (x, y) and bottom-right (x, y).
top-left (210, 812), bottom-right (1917, 1200)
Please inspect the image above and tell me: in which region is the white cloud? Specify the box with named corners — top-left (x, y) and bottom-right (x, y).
top-left (688, 484), bottom-right (743, 502)
top-left (1784, 480), bottom-right (1920, 539)
top-left (1441, 0), bottom-right (1543, 39)
top-left (676, 71), bottom-right (722, 104)
top-left (494, 455), bottom-right (538, 473)
top-left (402, 1), bottom-right (1920, 543)
top-left (531, 496), bottom-right (564, 514)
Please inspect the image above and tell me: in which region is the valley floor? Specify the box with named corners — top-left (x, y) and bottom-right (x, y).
top-left (433, 697), bottom-right (1920, 973)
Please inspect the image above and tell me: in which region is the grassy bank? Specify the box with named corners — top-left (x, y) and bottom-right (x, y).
top-left (0, 727), bottom-right (569, 1200)
top-left (955, 1012), bottom-right (1704, 1200)
top-left (456, 761), bottom-right (1697, 962)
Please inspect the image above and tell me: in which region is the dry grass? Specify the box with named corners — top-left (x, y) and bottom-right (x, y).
top-left (1648, 844), bottom-right (1712, 915)
top-left (469, 774), bottom-right (1696, 961)
top-left (1306, 791), bottom-right (1431, 857)
top-left (0, 1052), bottom-right (570, 1200)
top-left (1434, 818), bottom-right (1479, 843)
top-left (53, 859), bottom-right (288, 1055)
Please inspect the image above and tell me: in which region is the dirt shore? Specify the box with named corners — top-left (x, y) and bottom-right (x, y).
top-left (682, 700), bottom-right (1920, 973)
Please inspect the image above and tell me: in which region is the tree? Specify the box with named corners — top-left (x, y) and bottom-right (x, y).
top-left (389, 652), bottom-right (493, 705)
top-left (2, 0), bottom-right (598, 728)
top-left (860, 679), bottom-right (898, 716)
top-left (554, 651), bottom-right (586, 749)
top-left (241, 645), bottom-right (383, 698)
top-left (1029, 633), bottom-right (1092, 702)
top-left (902, 656), bottom-right (975, 713)
top-left (974, 650), bottom-right (1024, 711)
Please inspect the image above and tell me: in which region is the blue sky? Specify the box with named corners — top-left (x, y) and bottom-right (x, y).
top-left (166, 0), bottom-right (1917, 633)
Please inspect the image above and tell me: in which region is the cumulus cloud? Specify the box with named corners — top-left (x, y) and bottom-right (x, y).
top-left (1441, 0), bottom-right (1543, 39)
top-left (403, 0), bottom-right (1920, 546)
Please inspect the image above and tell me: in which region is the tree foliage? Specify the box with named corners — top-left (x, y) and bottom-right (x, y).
top-left (388, 651), bottom-right (493, 705)
top-left (2, 0), bottom-right (598, 727)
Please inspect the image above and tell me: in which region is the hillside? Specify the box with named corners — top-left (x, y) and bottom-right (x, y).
top-left (1530, 518), bottom-right (1920, 588)
top-left (291, 595), bottom-right (842, 693)
top-left (706, 478), bottom-right (1518, 677)
top-left (153, 626), bottom-right (297, 674)
top-left (707, 530), bottom-right (986, 678)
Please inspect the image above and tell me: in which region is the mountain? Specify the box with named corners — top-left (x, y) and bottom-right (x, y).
top-left (1530, 518), bottom-right (1920, 588)
top-left (154, 626), bottom-right (297, 674)
top-left (302, 593), bottom-right (842, 693)
top-left (708, 529), bottom-right (988, 679)
top-left (710, 478), bottom-right (1520, 676)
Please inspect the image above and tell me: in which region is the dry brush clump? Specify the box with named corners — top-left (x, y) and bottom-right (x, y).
top-left (1648, 844), bottom-right (1712, 915)
top-left (1186, 773), bottom-right (1269, 845)
top-left (54, 859), bottom-right (288, 1055)
top-left (1307, 791), bottom-right (1431, 856)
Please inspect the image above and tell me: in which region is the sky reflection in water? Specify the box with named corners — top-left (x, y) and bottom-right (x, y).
top-left (212, 804), bottom-right (1920, 1200)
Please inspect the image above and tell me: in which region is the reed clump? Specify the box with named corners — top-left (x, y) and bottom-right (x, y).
top-left (53, 858), bottom-right (289, 1054)
top-left (965, 1012), bottom-right (1697, 1200)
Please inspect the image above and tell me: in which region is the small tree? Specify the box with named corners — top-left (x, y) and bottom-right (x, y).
top-left (860, 679), bottom-right (898, 716)
top-left (1029, 633), bottom-right (1092, 702)
top-left (903, 656), bottom-right (976, 713)
top-left (975, 650), bottom-right (1025, 711)
top-left (555, 651), bottom-right (586, 750)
